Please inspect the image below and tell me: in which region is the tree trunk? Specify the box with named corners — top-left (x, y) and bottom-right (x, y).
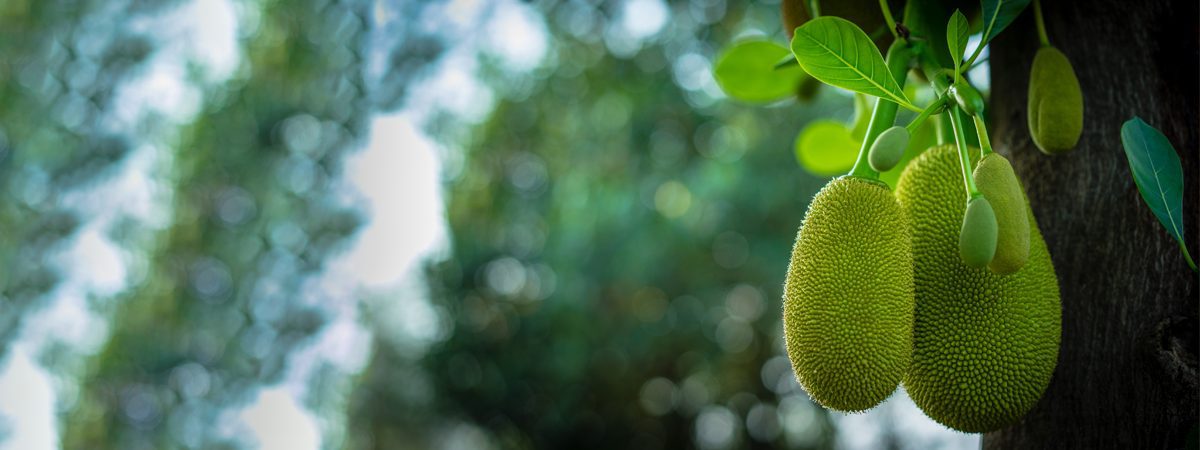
top-left (985, 0), bottom-right (1199, 448)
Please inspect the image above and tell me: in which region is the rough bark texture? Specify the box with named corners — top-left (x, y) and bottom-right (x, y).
top-left (985, 1), bottom-right (1199, 448)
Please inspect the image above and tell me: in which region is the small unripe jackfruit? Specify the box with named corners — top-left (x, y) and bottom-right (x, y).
top-left (869, 126), bottom-right (910, 172)
top-left (784, 176), bottom-right (914, 412)
top-left (959, 196), bottom-right (997, 268)
top-left (1027, 47), bottom-right (1083, 154)
top-left (896, 145), bottom-right (1061, 433)
top-left (973, 153), bottom-right (1030, 274)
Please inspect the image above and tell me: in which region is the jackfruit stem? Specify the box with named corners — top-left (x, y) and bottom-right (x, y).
top-left (948, 105), bottom-right (982, 200)
top-left (849, 42), bottom-right (913, 180)
top-left (973, 115), bottom-right (994, 156)
top-left (878, 0), bottom-right (901, 42)
top-left (913, 49), bottom-right (981, 200)
top-left (917, 54), bottom-right (957, 150)
top-left (905, 96), bottom-right (947, 136)
top-left (935, 114), bottom-right (951, 145)
top-left (1032, 0), bottom-right (1051, 48)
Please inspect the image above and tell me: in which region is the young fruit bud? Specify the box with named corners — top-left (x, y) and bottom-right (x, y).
top-left (869, 126), bottom-right (910, 172)
top-left (952, 83), bottom-right (985, 117)
top-left (973, 154), bottom-right (1030, 274)
top-left (1027, 46), bottom-right (1083, 155)
top-left (959, 196), bottom-right (997, 268)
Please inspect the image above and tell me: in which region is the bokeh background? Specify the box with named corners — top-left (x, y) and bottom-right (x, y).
top-left (0, 0), bottom-right (980, 448)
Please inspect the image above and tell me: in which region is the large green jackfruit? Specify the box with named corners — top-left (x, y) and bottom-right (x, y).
top-left (1027, 46), bottom-right (1083, 154)
top-left (783, 176), bottom-right (914, 412)
top-left (896, 145), bottom-right (1060, 432)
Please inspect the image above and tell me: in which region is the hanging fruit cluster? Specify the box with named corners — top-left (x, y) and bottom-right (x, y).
top-left (713, 0), bottom-right (1095, 433)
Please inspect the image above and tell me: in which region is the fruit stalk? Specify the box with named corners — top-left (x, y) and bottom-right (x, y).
top-left (905, 95), bottom-right (947, 135)
top-left (934, 114), bottom-right (952, 145)
top-left (947, 105), bottom-right (981, 199)
top-left (1033, 0), bottom-right (1051, 47)
top-left (915, 45), bottom-right (983, 201)
top-left (877, 0), bottom-right (900, 41)
top-left (973, 114), bottom-right (994, 156)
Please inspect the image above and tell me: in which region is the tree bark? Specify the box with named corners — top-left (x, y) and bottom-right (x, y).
top-left (985, 0), bottom-right (1199, 448)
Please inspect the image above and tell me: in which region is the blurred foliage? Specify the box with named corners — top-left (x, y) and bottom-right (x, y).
top-left (0, 0), bottom-right (177, 357)
top-left (0, 0), bottom-right (981, 449)
top-left (713, 40), bottom-right (808, 104)
top-left (62, 0), bottom-right (370, 448)
top-left (344, 1), bottom-right (847, 449)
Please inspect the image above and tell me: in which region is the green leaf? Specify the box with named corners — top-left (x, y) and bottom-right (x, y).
top-left (946, 9), bottom-right (969, 75)
top-left (1120, 117), bottom-right (1197, 271)
top-left (980, 0), bottom-right (1031, 44)
top-left (794, 120), bottom-right (860, 176)
top-left (790, 17), bottom-right (916, 110)
top-left (714, 40), bottom-right (808, 103)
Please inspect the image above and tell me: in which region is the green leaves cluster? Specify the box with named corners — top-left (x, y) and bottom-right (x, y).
top-left (714, 0), bottom-right (1193, 278)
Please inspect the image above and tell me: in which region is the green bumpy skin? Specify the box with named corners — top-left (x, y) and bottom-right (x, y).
top-left (784, 176), bottom-right (914, 412)
top-left (1027, 47), bottom-right (1083, 155)
top-left (896, 145), bottom-right (1061, 433)
top-left (959, 197), bottom-right (997, 268)
top-left (869, 126), bottom-right (910, 172)
top-left (973, 154), bottom-right (1031, 274)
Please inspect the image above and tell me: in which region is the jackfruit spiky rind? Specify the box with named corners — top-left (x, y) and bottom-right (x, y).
top-left (959, 197), bottom-right (998, 268)
top-left (896, 145), bottom-right (1061, 433)
top-left (784, 176), bottom-right (915, 412)
top-left (1027, 47), bottom-right (1083, 154)
top-left (974, 154), bottom-right (1031, 274)
top-left (869, 126), bottom-right (910, 172)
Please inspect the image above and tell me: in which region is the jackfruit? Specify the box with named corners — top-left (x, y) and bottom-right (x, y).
top-left (869, 126), bottom-right (910, 172)
top-left (783, 176), bottom-right (914, 412)
top-left (959, 196), bottom-right (997, 268)
top-left (896, 145), bottom-right (1060, 433)
top-left (973, 153), bottom-right (1030, 274)
top-left (1027, 47), bottom-right (1083, 154)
